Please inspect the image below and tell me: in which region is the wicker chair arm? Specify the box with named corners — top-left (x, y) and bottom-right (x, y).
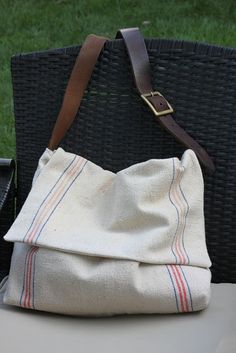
top-left (0, 158), bottom-right (15, 280)
top-left (0, 158), bottom-right (15, 213)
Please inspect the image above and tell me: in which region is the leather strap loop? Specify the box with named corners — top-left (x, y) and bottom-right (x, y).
top-left (116, 28), bottom-right (215, 173)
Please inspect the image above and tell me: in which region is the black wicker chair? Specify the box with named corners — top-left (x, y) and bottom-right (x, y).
top-left (0, 36), bottom-right (236, 352)
top-left (1, 38), bottom-right (236, 284)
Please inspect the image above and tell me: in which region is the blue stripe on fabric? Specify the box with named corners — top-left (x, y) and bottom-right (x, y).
top-left (34, 160), bottom-right (88, 244)
top-left (179, 265), bottom-right (194, 311)
top-left (32, 249), bottom-right (38, 309)
top-left (168, 158), bottom-right (179, 263)
top-left (179, 180), bottom-right (190, 265)
top-left (166, 265), bottom-right (180, 313)
top-left (23, 155), bottom-right (77, 242)
top-left (19, 247), bottom-right (32, 306)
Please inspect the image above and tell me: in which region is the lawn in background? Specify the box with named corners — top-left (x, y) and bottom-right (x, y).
top-left (0, 0), bottom-right (236, 157)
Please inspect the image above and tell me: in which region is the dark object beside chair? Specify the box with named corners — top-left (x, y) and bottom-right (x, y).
top-left (0, 38), bottom-right (236, 283)
top-left (0, 159), bottom-right (15, 279)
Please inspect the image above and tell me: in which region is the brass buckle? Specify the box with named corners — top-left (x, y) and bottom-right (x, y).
top-left (141, 91), bottom-right (174, 117)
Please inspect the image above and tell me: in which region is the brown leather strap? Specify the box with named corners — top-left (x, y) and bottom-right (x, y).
top-left (49, 28), bottom-right (215, 173)
top-left (48, 34), bottom-right (107, 150)
top-left (116, 28), bottom-right (215, 173)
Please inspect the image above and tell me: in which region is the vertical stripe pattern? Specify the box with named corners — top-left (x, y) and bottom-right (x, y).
top-left (169, 158), bottom-right (190, 265)
top-left (166, 265), bottom-right (194, 312)
top-left (20, 246), bottom-right (39, 309)
top-left (23, 155), bottom-right (87, 244)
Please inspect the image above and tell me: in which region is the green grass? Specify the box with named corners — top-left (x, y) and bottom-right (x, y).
top-left (0, 0), bottom-right (236, 157)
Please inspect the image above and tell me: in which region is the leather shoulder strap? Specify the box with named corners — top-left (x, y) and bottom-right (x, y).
top-left (116, 28), bottom-right (215, 173)
top-left (48, 34), bottom-right (107, 150)
top-left (49, 28), bottom-right (215, 173)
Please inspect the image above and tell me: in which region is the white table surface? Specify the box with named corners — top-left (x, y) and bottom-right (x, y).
top-left (0, 282), bottom-right (236, 353)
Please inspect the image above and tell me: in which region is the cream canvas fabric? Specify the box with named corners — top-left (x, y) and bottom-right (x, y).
top-left (3, 148), bottom-right (211, 315)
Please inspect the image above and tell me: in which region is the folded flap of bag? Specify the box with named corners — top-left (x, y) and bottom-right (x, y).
top-left (4, 148), bottom-right (211, 268)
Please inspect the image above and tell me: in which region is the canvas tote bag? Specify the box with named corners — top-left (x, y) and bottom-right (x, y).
top-left (2, 28), bottom-right (214, 316)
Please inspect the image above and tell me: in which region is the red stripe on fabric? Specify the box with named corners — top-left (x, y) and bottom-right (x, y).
top-left (25, 250), bottom-right (34, 308)
top-left (170, 265), bottom-right (186, 312)
top-left (171, 265), bottom-right (189, 312)
top-left (23, 247), bottom-right (38, 308)
top-left (26, 157), bottom-right (81, 242)
top-left (26, 156), bottom-right (84, 243)
top-left (27, 248), bottom-right (39, 308)
top-left (175, 266), bottom-right (189, 311)
top-left (23, 248), bottom-right (35, 308)
top-left (21, 248), bottom-right (34, 307)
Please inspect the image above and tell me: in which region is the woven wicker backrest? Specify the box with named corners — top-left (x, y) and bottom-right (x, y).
top-left (11, 38), bottom-right (236, 283)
